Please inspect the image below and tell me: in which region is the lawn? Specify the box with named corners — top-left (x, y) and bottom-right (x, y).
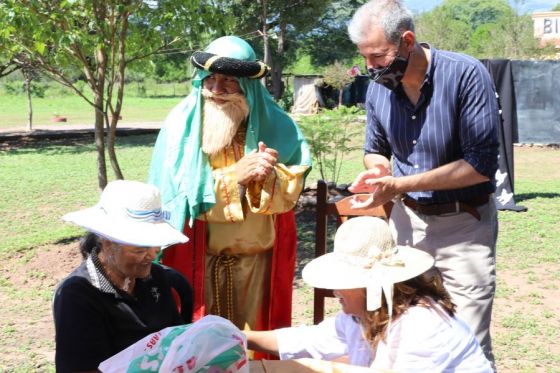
top-left (0, 130), bottom-right (558, 372)
top-left (0, 134), bottom-right (158, 254)
top-left (0, 123), bottom-right (366, 255)
top-left (0, 81), bottom-right (189, 128)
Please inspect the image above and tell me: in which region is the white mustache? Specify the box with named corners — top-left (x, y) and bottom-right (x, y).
top-left (201, 88), bottom-right (245, 103)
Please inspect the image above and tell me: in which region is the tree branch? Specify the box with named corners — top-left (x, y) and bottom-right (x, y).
top-left (0, 62), bottom-right (20, 78)
top-left (31, 56), bottom-right (97, 108)
top-left (125, 37), bottom-right (182, 64)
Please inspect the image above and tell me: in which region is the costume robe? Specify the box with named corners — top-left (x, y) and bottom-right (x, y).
top-left (148, 37), bottom-right (312, 345)
top-left (161, 131), bottom-right (308, 332)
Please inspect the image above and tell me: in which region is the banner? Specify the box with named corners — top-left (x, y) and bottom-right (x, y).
top-left (480, 59), bottom-right (527, 212)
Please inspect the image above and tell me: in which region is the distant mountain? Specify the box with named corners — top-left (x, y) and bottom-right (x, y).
top-left (403, 0), bottom-right (559, 14)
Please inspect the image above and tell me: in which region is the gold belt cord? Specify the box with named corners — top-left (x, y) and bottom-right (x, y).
top-left (213, 254), bottom-right (237, 321)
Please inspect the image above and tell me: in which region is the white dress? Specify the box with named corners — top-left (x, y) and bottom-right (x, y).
top-left (275, 303), bottom-right (492, 372)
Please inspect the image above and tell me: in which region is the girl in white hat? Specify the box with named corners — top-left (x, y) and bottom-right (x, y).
top-left (246, 216), bottom-right (492, 372)
top-left (53, 180), bottom-right (190, 373)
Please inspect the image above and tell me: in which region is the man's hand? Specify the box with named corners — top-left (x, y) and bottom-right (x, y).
top-left (235, 141), bottom-right (278, 185)
top-left (348, 165), bottom-right (391, 193)
top-left (349, 176), bottom-right (398, 209)
top-left (348, 164), bottom-right (394, 209)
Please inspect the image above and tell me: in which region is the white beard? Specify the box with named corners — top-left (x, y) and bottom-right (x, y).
top-left (201, 88), bottom-right (249, 157)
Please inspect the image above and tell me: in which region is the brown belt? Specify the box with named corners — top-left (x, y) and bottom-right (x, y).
top-left (401, 194), bottom-right (490, 221)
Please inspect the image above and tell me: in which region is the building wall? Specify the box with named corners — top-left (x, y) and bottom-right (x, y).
top-left (532, 11), bottom-right (560, 48)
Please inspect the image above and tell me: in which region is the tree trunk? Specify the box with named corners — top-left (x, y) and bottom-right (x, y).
top-left (106, 115), bottom-right (123, 180)
top-left (24, 77), bottom-right (33, 131)
top-left (94, 97), bottom-right (108, 190)
top-left (271, 20), bottom-right (286, 101)
top-left (94, 46), bottom-right (108, 190)
top-left (106, 7), bottom-right (128, 181)
top-left (260, 0), bottom-right (271, 90)
top-left (338, 89), bottom-right (343, 108)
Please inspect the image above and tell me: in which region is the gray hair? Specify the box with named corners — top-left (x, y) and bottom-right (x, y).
top-left (348, 0), bottom-right (415, 45)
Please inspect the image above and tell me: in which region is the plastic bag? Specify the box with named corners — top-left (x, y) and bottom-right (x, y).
top-left (99, 315), bottom-right (248, 373)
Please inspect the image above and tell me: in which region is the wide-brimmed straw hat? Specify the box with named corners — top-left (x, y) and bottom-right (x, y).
top-left (62, 180), bottom-right (188, 247)
top-left (302, 216), bottom-right (434, 314)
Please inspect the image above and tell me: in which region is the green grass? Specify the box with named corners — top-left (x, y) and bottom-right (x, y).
top-left (0, 134), bottom-right (158, 253)
top-left (0, 81), bottom-right (189, 128)
top-left (0, 116), bottom-right (366, 254)
top-left (0, 127), bottom-right (559, 372)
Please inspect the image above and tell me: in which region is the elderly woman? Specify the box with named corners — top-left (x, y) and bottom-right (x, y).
top-left (53, 180), bottom-right (193, 373)
top-left (246, 217), bottom-right (493, 372)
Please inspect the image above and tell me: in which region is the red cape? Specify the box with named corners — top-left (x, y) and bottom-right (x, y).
top-left (161, 211), bottom-right (297, 330)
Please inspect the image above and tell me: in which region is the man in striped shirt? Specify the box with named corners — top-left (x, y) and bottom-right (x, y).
top-left (347, 0), bottom-right (500, 368)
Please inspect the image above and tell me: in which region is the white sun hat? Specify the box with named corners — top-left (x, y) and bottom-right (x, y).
top-left (63, 180), bottom-right (188, 247)
top-left (302, 216), bottom-right (434, 315)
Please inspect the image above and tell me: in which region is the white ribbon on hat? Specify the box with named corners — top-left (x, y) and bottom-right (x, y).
top-left (366, 269), bottom-right (394, 317)
top-left (364, 251), bottom-right (404, 318)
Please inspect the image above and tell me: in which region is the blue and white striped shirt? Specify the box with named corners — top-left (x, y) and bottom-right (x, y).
top-left (364, 45), bottom-right (500, 204)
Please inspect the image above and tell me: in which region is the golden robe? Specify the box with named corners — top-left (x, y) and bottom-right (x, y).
top-left (199, 132), bottom-right (308, 330)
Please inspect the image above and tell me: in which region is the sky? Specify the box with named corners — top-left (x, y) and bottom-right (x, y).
top-left (403, 0), bottom-right (559, 14)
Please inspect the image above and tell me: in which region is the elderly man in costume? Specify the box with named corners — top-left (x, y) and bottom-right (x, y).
top-left (148, 36), bottom-right (311, 335)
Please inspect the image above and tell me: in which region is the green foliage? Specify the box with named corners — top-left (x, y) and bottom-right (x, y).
top-left (415, 0), bottom-right (544, 59)
top-left (132, 53), bottom-right (194, 84)
top-left (231, 0), bottom-right (333, 42)
top-left (468, 23), bottom-right (500, 56)
top-left (0, 0), bottom-right (234, 187)
top-left (3, 80), bottom-right (45, 98)
top-left (298, 0), bottom-right (368, 67)
top-left (322, 62), bottom-right (354, 91)
top-left (278, 83), bottom-right (294, 112)
top-left (229, 0), bottom-right (334, 99)
top-left (0, 0), bottom-right (232, 93)
top-left (286, 54), bottom-right (321, 75)
top-left (321, 61), bottom-right (354, 107)
top-left (298, 107), bottom-right (363, 183)
top-left (553, 3), bottom-right (560, 11)
top-left (442, 0), bottom-right (511, 30)
top-left (415, 7), bottom-right (475, 51)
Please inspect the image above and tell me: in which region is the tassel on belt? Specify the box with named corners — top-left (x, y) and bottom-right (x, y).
top-left (212, 254), bottom-right (238, 321)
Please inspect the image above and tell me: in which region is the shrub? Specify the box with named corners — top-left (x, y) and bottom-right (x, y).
top-left (278, 83), bottom-right (294, 112)
top-left (298, 106), bottom-right (363, 184)
top-left (3, 80), bottom-right (46, 97)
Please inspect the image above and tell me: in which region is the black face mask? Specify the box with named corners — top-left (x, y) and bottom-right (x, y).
top-left (367, 45), bottom-right (410, 91)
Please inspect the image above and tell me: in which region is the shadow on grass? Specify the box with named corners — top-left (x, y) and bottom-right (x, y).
top-left (55, 236), bottom-right (82, 245)
top-left (515, 192), bottom-right (560, 202)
